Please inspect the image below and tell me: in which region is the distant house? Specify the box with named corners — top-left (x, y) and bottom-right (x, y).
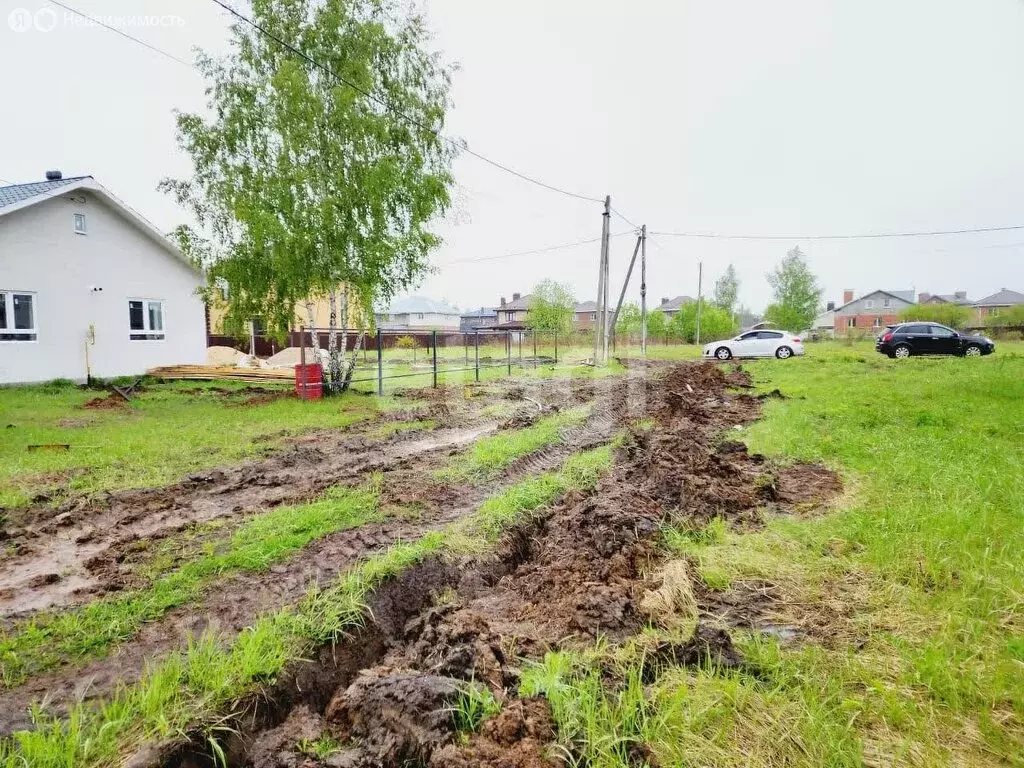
top-left (0, 172), bottom-right (206, 384)
top-left (573, 300), bottom-right (598, 330)
top-left (494, 293), bottom-right (531, 329)
top-left (655, 295), bottom-right (695, 318)
top-left (459, 307), bottom-right (498, 333)
top-left (809, 303), bottom-right (837, 337)
top-left (833, 289), bottom-right (915, 334)
top-left (918, 291), bottom-right (971, 305)
top-left (375, 296), bottom-right (460, 330)
top-left (971, 289), bottom-right (1024, 322)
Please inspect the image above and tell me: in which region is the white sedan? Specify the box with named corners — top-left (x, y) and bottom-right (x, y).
top-left (702, 329), bottom-right (805, 360)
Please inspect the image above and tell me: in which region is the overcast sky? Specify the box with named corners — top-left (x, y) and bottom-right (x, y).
top-left (2, 0), bottom-right (1023, 312)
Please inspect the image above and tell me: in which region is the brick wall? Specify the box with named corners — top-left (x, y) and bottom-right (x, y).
top-left (835, 312), bottom-right (901, 335)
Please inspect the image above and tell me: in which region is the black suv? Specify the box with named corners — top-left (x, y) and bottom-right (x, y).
top-left (876, 323), bottom-right (995, 359)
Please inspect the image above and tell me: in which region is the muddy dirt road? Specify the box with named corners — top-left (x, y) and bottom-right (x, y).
top-left (142, 363), bottom-right (840, 768)
top-left (0, 372), bottom-right (634, 735)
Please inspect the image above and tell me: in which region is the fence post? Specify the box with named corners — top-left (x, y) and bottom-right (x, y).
top-left (507, 331), bottom-right (512, 375)
top-left (474, 331), bottom-right (480, 382)
top-left (532, 331), bottom-right (537, 364)
top-left (376, 329), bottom-right (384, 396)
top-left (518, 333), bottom-right (522, 368)
top-left (432, 330), bottom-right (438, 388)
top-left (554, 331), bottom-right (558, 364)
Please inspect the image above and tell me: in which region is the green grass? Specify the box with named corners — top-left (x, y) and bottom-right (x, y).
top-left (437, 406), bottom-right (591, 482)
top-left (0, 481), bottom-right (385, 687)
top-left (524, 343), bottom-right (1024, 766)
top-left (0, 444), bottom-right (616, 768)
top-left (0, 380), bottom-right (375, 508)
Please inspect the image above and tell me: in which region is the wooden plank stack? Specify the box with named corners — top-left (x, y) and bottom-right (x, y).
top-left (147, 365), bottom-right (295, 383)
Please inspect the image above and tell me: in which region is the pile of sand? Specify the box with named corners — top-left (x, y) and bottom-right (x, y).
top-left (206, 346), bottom-right (246, 366)
top-left (265, 346), bottom-right (330, 369)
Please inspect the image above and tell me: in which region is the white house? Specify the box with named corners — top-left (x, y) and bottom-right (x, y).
top-left (0, 173), bottom-right (206, 384)
top-left (375, 296), bottom-right (461, 330)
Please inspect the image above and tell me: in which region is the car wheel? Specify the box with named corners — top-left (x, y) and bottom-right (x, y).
top-left (715, 346), bottom-right (732, 361)
top-left (894, 344), bottom-right (911, 359)
top-left (775, 346), bottom-right (793, 359)
top-left (964, 344), bottom-right (982, 357)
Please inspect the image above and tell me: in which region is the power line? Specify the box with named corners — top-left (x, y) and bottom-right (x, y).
top-left (207, 0), bottom-right (603, 205)
top-left (649, 223), bottom-right (1024, 241)
top-left (48, 0), bottom-right (193, 68)
top-left (610, 206), bottom-right (641, 231)
top-left (441, 231), bottom-right (632, 265)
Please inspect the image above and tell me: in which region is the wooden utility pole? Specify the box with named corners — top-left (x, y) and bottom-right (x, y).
top-left (695, 261), bottom-right (704, 346)
top-left (594, 196), bottom-right (611, 364)
top-left (602, 201), bottom-right (611, 365)
top-left (640, 225), bottom-right (647, 358)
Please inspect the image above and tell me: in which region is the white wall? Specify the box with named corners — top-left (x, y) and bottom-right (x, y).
top-left (0, 191), bottom-right (206, 384)
top-left (377, 312), bottom-right (461, 330)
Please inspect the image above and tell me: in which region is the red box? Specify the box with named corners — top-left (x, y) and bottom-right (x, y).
top-left (294, 363), bottom-right (324, 400)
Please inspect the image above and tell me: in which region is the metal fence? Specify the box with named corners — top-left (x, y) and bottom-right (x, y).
top-left (295, 327), bottom-right (577, 394)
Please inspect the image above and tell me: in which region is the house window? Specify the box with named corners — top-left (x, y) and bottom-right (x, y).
top-left (864, 299), bottom-right (874, 309)
top-left (129, 299), bottom-right (165, 340)
top-left (590, 312), bottom-right (596, 321)
top-left (74, 213), bottom-right (87, 234)
top-left (417, 313), bottom-right (424, 320)
top-left (873, 317), bottom-right (882, 328)
top-left (883, 297), bottom-right (891, 308)
top-left (846, 317), bottom-right (856, 328)
top-left (0, 291), bottom-right (37, 341)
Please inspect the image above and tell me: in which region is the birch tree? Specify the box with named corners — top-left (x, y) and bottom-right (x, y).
top-left (162, 0), bottom-right (455, 390)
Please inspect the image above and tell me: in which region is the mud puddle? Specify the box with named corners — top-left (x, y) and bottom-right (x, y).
top-left (147, 363), bottom-right (840, 768)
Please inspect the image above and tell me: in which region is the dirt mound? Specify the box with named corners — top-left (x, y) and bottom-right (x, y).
top-left (325, 670), bottom-right (462, 763)
top-left (430, 698), bottom-right (556, 768)
top-left (81, 393), bottom-right (128, 410)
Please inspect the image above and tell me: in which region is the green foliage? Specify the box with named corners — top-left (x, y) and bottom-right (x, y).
top-left (395, 334), bottom-right (419, 363)
top-left (713, 264), bottom-right (740, 314)
top-left (764, 247), bottom-right (823, 331)
top-left (667, 300), bottom-right (738, 343)
top-left (645, 308), bottom-right (667, 340)
top-left (898, 302), bottom-right (972, 328)
top-left (527, 280), bottom-right (576, 334)
top-left (452, 681), bottom-right (501, 732)
top-left (161, 0), bottom-right (455, 379)
top-left (615, 302), bottom-right (643, 337)
top-left (983, 303), bottom-right (1024, 330)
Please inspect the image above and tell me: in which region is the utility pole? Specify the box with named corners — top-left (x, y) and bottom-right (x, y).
top-left (594, 195), bottom-right (611, 364)
top-left (695, 261), bottom-right (704, 346)
top-left (602, 202), bottom-right (611, 365)
top-left (640, 225), bottom-right (647, 358)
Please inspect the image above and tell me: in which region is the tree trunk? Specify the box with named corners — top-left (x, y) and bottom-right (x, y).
top-left (327, 290), bottom-right (343, 393)
top-left (305, 301), bottom-right (321, 361)
top-left (339, 289), bottom-right (364, 392)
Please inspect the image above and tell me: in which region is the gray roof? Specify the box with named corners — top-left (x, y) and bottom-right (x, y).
top-left (929, 293), bottom-right (973, 305)
top-left (835, 289), bottom-right (914, 312)
top-left (382, 295), bottom-right (460, 315)
top-left (974, 288), bottom-right (1024, 307)
top-left (574, 300), bottom-right (597, 312)
top-left (460, 307), bottom-right (497, 318)
top-left (496, 294), bottom-right (532, 311)
top-left (0, 176), bottom-right (91, 209)
top-left (657, 295), bottom-right (695, 311)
